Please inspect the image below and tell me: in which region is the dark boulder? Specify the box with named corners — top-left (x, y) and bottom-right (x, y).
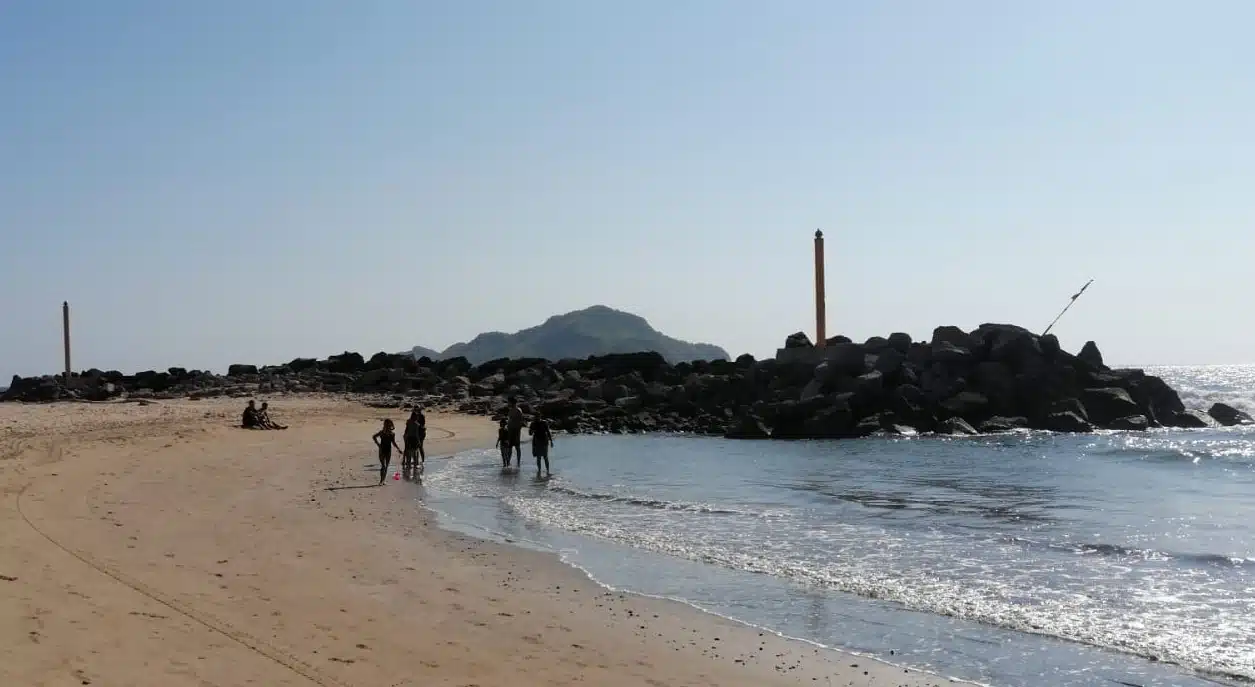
top-left (939, 391), bottom-right (990, 421)
top-left (978, 416), bottom-right (1027, 433)
top-left (800, 396), bottom-right (857, 439)
top-left (985, 326), bottom-right (1042, 370)
top-left (1077, 341), bottom-right (1104, 369)
top-left (785, 332), bottom-right (813, 349)
top-left (1208, 402), bottom-right (1253, 426)
top-left (288, 357), bottom-right (320, 372)
top-left (1108, 415), bottom-right (1150, 431)
top-left (887, 332), bottom-right (913, 353)
top-left (939, 417), bottom-right (979, 436)
top-left (932, 341), bottom-right (973, 364)
top-left (227, 364), bottom-right (258, 377)
top-left (823, 342), bottom-right (867, 376)
top-left (1165, 409), bottom-right (1213, 429)
top-left (854, 414), bottom-right (886, 437)
top-left (1048, 397), bottom-right (1089, 422)
top-left (873, 348), bottom-right (906, 377)
top-left (436, 356), bottom-right (473, 379)
top-left (1124, 374), bottom-right (1185, 422)
top-left (725, 414), bottom-right (770, 439)
top-left (1080, 387), bottom-right (1141, 427)
top-left (327, 352), bottom-right (366, 374)
top-left (587, 352), bottom-right (670, 382)
top-left (972, 361), bottom-right (1015, 412)
top-left (763, 396), bottom-right (830, 439)
top-left (1039, 334), bottom-right (1061, 358)
top-left (931, 326), bottom-right (969, 348)
top-left (863, 336), bottom-right (891, 352)
top-left (1044, 411), bottom-right (1093, 433)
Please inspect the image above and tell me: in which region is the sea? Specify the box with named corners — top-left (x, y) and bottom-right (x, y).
top-left (419, 365), bottom-right (1255, 687)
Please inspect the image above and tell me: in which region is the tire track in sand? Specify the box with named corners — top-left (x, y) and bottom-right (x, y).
top-left (15, 440), bottom-right (351, 687)
top-left (11, 420), bottom-right (464, 686)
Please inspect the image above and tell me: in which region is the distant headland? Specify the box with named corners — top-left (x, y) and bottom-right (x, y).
top-left (4, 320), bottom-right (1250, 438)
top-left (408, 305), bottom-right (730, 365)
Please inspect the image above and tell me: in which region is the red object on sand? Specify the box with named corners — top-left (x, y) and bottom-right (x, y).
top-left (393, 472), bottom-right (400, 480)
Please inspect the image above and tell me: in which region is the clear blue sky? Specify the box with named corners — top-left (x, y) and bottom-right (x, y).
top-left (3, 1), bottom-right (1252, 381)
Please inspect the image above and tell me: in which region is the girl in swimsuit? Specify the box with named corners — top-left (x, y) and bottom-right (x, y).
top-left (373, 419), bottom-right (402, 484)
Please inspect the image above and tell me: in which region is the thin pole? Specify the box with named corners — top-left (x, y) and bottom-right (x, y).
top-left (1042, 279), bottom-right (1093, 337)
top-left (63, 301), bottom-right (72, 383)
top-left (814, 230), bottom-right (826, 347)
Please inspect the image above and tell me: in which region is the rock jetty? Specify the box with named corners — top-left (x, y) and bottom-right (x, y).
top-left (3, 324), bottom-right (1248, 437)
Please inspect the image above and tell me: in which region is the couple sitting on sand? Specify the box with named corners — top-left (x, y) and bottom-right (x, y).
top-left (241, 400), bottom-right (286, 430)
top-left (496, 396), bottom-right (555, 477)
top-left (371, 409), bottom-right (426, 484)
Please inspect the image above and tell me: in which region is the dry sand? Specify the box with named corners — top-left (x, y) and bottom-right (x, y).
top-left (1, 396), bottom-right (962, 686)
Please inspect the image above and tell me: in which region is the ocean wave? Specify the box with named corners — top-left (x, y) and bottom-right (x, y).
top-left (545, 484), bottom-right (750, 515)
top-left (506, 497), bottom-right (1255, 684)
top-left (1003, 536), bottom-right (1252, 569)
top-left (1146, 364), bottom-right (1255, 415)
top-left (1096, 432), bottom-right (1255, 463)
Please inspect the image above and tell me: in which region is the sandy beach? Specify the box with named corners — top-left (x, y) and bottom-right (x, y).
top-left (1, 396), bottom-right (959, 687)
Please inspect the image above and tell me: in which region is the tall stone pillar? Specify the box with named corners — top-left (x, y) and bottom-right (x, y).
top-left (814, 230), bottom-right (826, 347)
top-left (63, 301), bottom-right (71, 383)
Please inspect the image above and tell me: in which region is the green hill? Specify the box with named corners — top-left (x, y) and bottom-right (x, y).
top-left (411, 305), bottom-right (729, 364)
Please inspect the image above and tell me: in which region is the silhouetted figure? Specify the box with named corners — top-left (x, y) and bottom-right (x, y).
top-left (529, 412), bottom-right (554, 477)
top-left (495, 419), bottom-right (511, 468)
top-left (242, 400), bottom-right (260, 429)
top-left (403, 410), bottom-right (421, 470)
top-left (506, 397), bottom-right (525, 467)
top-left (257, 402), bottom-right (287, 430)
top-left (414, 407), bottom-right (427, 464)
top-left (372, 419), bottom-right (402, 485)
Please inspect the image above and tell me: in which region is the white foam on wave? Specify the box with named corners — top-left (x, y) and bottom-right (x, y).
top-left (491, 479), bottom-right (1255, 684)
top-left (1146, 364), bottom-right (1255, 414)
top-left (424, 422), bottom-right (1255, 685)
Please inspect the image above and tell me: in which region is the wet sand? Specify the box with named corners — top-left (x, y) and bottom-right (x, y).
top-left (0, 396), bottom-right (960, 686)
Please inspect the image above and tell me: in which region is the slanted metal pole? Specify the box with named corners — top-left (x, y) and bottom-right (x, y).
top-left (63, 301), bottom-right (72, 383)
top-left (814, 230), bottom-right (826, 347)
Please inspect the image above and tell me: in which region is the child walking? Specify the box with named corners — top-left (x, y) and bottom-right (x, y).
top-left (373, 419), bottom-right (403, 484)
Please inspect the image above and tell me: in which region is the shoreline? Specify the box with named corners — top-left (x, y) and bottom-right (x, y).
top-left (428, 500), bottom-right (989, 687)
top-left (1, 397), bottom-right (960, 686)
top-left (416, 469), bottom-right (983, 687)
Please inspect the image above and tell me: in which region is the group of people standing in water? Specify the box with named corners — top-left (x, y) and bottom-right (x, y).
top-left (496, 396), bottom-right (555, 477)
top-left (371, 408), bottom-right (427, 484)
top-left (371, 397), bottom-right (554, 485)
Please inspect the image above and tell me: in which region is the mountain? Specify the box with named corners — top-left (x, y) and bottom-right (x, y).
top-left (410, 305), bottom-right (729, 364)
top-left (406, 345), bottom-right (442, 360)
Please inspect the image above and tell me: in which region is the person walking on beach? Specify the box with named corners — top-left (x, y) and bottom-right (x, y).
top-left (506, 397), bottom-right (525, 468)
top-left (372, 419), bottom-right (403, 485)
top-left (495, 419), bottom-right (511, 468)
top-left (414, 406), bottom-right (427, 465)
top-left (529, 411), bottom-right (555, 477)
top-left (403, 410), bottom-right (421, 471)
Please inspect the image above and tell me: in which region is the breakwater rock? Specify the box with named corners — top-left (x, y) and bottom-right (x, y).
top-left (3, 324), bottom-right (1244, 437)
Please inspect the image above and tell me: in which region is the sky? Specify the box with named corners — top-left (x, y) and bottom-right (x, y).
top-left (2, 1), bottom-right (1253, 381)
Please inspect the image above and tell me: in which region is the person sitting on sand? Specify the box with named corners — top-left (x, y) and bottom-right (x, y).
top-left (256, 402), bottom-right (288, 430)
top-left (495, 419), bottom-right (511, 468)
top-left (506, 397), bottom-right (525, 467)
top-left (372, 419), bottom-right (403, 485)
top-left (242, 400), bottom-right (260, 429)
top-left (528, 411), bottom-right (555, 477)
